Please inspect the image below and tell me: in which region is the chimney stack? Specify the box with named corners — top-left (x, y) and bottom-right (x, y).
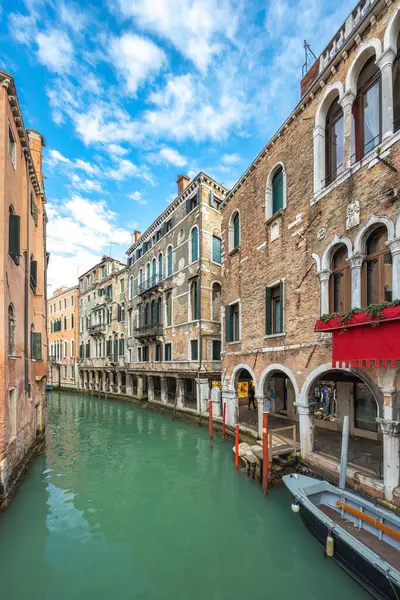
top-left (133, 230), bottom-right (141, 244)
top-left (177, 174), bottom-right (190, 195)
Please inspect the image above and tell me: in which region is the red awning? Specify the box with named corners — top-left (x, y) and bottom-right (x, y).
top-left (315, 305), bottom-right (400, 368)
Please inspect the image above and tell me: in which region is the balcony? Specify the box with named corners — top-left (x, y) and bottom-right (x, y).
top-left (88, 323), bottom-right (106, 336)
top-left (134, 323), bottom-right (163, 339)
top-left (138, 274), bottom-right (163, 296)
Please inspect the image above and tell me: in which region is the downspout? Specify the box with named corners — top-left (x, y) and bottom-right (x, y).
top-left (24, 151), bottom-right (30, 392)
top-left (197, 183), bottom-right (203, 414)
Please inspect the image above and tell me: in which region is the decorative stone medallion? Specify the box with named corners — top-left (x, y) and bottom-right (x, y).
top-left (317, 227), bottom-right (327, 240)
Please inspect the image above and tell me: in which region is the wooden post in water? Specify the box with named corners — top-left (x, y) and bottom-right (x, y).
top-left (235, 424), bottom-right (239, 470)
top-left (222, 402), bottom-right (226, 442)
top-left (339, 415), bottom-right (349, 490)
top-left (209, 400), bottom-right (213, 449)
top-left (263, 410), bottom-right (269, 496)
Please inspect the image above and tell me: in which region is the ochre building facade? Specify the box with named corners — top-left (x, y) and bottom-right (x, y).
top-left (48, 285), bottom-right (79, 389)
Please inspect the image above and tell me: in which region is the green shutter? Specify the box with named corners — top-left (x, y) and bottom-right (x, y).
top-left (30, 260), bottom-right (37, 288)
top-left (117, 304), bottom-right (122, 322)
top-left (196, 279), bottom-right (200, 320)
top-left (9, 214), bottom-right (20, 261)
top-left (265, 287), bottom-right (272, 336)
top-left (213, 236), bottom-right (221, 263)
top-left (233, 214), bottom-right (240, 247)
top-left (225, 306), bottom-right (232, 343)
top-left (279, 280), bottom-right (284, 333)
top-left (209, 191), bottom-right (214, 207)
top-left (32, 332), bottom-right (42, 361)
top-left (272, 168), bottom-right (284, 214)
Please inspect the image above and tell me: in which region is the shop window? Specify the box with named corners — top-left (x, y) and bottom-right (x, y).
top-left (212, 235), bottom-right (221, 263)
top-left (324, 99), bottom-right (344, 187)
top-left (225, 302), bottom-right (240, 342)
top-left (354, 382), bottom-right (378, 432)
top-left (352, 56), bottom-right (381, 162)
top-left (329, 245), bottom-right (350, 313)
top-left (362, 226), bottom-right (392, 306)
top-left (265, 282), bottom-right (283, 335)
top-left (394, 31), bottom-right (400, 132)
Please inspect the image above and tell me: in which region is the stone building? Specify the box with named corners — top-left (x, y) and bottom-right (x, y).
top-left (0, 70), bottom-right (48, 507)
top-left (78, 256), bottom-right (126, 393)
top-left (48, 285), bottom-right (79, 389)
top-left (122, 173), bottom-right (226, 412)
top-left (221, 0), bottom-right (400, 504)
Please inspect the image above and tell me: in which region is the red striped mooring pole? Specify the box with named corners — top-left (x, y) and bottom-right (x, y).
top-left (263, 410), bottom-right (269, 496)
top-left (209, 400), bottom-right (213, 449)
top-left (235, 424), bottom-right (239, 470)
top-left (222, 402), bottom-right (226, 442)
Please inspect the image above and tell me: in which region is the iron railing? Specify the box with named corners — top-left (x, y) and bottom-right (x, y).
top-left (350, 132), bottom-right (381, 165)
top-left (138, 274), bottom-right (163, 295)
top-left (134, 323), bottom-right (163, 339)
top-left (321, 162), bottom-right (344, 189)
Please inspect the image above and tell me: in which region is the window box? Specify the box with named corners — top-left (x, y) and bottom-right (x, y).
top-left (315, 305), bottom-right (400, 332)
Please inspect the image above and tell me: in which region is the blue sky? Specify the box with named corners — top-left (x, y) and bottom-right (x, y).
top-left (1, 0), bottom-right (354, 290)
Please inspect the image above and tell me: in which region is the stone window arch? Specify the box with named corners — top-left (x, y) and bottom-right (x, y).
top-left (393, 30), bottom-right (400, 132)
top-left (167, 245), bottom-right (173, 276)
top-left (129, 275), bottom-right (134, 299)
top-left (265, 163), bottom-right (286, 219)
top-left (352, 55), bottom-right (382, 161)
top-left (362, 225), bottom-right (392, 306)
top-left (158, 252), bottom-right (163, 280)
top-left (228, 210), bottom-right (240, 251)
top-left (329, 245), bottom-right (351, 313)
top-left (211, 281), bottom-right (222, 321)
top-left (190, 225), bottom-right (199, 263)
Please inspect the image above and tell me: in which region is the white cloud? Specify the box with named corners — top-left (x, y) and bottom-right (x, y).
top-left (109, 33), bottom-right (166, 94)
top-left (71, 174), bottom-right (102, 193)
top-left (107, 143), bottom-right (129, 156)
top-left (107, 158), bottom-right (155, 184)
top-left (128, 191), bottom-right (147, 205)
top-left (47, 196), bottom-right (130, 288)
top-left (47, 148), bottom-right (71, 165)
top-left (148, 146), bottom-right (187, 167)
top-left (221, 153), bottom-right (241, 165)
top-left (8, 13), bottom-right (36, 44)
top-left (36, 30), bottom-right (74, 73)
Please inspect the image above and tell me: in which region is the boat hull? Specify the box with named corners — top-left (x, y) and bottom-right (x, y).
top-left (299, 502), bottom-right (400, 600)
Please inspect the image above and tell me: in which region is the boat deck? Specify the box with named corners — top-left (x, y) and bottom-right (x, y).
top-left (319, 504), bottom-right (400, 571)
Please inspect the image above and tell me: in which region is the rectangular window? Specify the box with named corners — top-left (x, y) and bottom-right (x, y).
top-left (165, 291), bottom-right (172, 327)
top-left (64, 299), bottom-right (67, 308)
top-left (191, 279), bottom-right (200, 321)
top-left (212, 236), bottom-right (221, 263)
top-left (265, 282), bottom-right (284, 335)
top-left (138, 347), bottom-right (142, 362)
top-left (225, 302), bottom-right (240, 343)
top-left (186, 191), bottom-right (199, 214)
top-left (9, 214), bottom-right (21, 265)
top-left (164, 343), bottom-right (172, 362)
top-left (30, 194), bottom-right (38, 226)
top-left (8, 125), bottom-right (16, 167)
top-left (71, 295), bottom-right (74, 306)
top-left (71, 314), bottom-right (74, 328)
top-left (64, 366), bottom-right (67, 378)
top-left (31, 332), bottom-right (42, 361)
top-left (212, 340), bottom-right (221, 361)
top-left (190, 339), bottom-right (199, 361)
top-left (71, 365), bottom-right (75, 380)
top-left (142, 346), bottom-right (149, 362)
top-left (155, 344), bottom-right (162, 362)
top-left (209, 191), bottom-right (221, 210)
top-left (120, 279), bottom-right (125, 294)
top-left (119, 338), bottom-right (125, 356)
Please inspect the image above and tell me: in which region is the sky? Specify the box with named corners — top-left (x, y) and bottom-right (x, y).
top-left (0, 0), bottom-right (355, 291)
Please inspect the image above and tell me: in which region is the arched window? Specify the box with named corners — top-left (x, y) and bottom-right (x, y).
top-left (229, 211), bottom-right (240, 251)
top-left (152, 257), bottom-right (157, 285)
top-left (8, 304), bottom-right (15, 356)
top-left (329, 246), bottom-right (350, 313)
top-left (352, 56), bottom-right (381, 162)
top-left (144, 302), bottom-right (149, 325)
top-left (211, 282), bottom-right (222, 321)
top-left (191, 226), bottom-right (199, 262)
top-left (190, 279), bottom-right (200, 320)
top-left (129, 275), bottom-right (134, 299)
top-left (139, 268), bottom-right (143, 290)
top-left (272, 167), bottom-right (284, 214)
top-left (167, 245), bottom-right (173, 277)
top-left (363, 226), bottom-right (392, 305)
top-left (30, 255), bottom-right (37, 293)
top-left (146, 262), bottom-right (150, 284)
top-left (158, 253), bottom-right (163, 280)
top-left (325, 99), bottom-right (344, 186)
top-left (8, 205), bottom-right (20, 265)
top-left (394, 31), bottom-right (400, 132)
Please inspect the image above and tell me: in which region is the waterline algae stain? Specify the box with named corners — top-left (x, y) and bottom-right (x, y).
top-left (0, 391), bottom-right (368, 600)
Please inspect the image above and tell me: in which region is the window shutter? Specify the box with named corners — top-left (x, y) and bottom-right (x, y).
top-left (225, 306), bottom-right (232, 342)
top-left (196, 190), bottom-right (200, 207)
top-left (32, 332), bottom-right (42, 361)
top-left (186, 197), bottom-right (191, 214)
top-left (233, 215), bottom-right (240, 248)
top-left (9, 215), bottom-right (21, 261)
top-left (196, 279), bottom-right (200, 320)
top-left (265, 287), bottom-right (272, 335)
top-left (209, 191), bottom-right (214, 207)
top-left (272, 168), bottom-right (284, 214)
top-left (30, 260), bottom-right (38, 291)
top-left (117, 304), bottom-right (122, 322)
top-left (279, 280), bottom-right (284, 333)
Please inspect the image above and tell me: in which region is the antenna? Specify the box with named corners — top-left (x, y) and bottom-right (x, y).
top-left (302, 40), bottom-right (317, 77)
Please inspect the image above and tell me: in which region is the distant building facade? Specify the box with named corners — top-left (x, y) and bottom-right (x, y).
top-left (0, 70), bottom-right (48, 507)
top-left (48, 285), bottom-right (79, 388)
top-left (220, 1), bottom-right (400, 504)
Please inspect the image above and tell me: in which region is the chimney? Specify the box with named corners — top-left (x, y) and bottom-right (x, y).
top-left (27, 129), bottom-right (45, 188)
top-left (177, 174), bottom-right (190, 195)
top-left (133, 230), bottom-right (141, 244)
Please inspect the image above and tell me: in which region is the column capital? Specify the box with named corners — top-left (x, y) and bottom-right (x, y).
top-left (317, 269), bottom-right (331, 283)
top-left (348, 253), bottom-right (365, 269)
top-left (377, 418), bottom-right (400, 437)
top-left (375, 47), bottom-right (396, 70)
top-left (294, 403), bottom-right (314, 416)
top-left (386, 236), bottom-right (400, 257)
top-left (339, 90), bottom-right (355, 109)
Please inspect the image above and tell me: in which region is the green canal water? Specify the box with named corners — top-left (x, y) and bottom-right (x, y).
top-left (0, 391), bottom-right (369, 600)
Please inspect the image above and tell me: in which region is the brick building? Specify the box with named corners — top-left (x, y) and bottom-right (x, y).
top-left (221, 0), bottom-right (400, 503)
top-left (123, 173), bottom-right (226, 412)
top-left (48, 285), bottom-right (79, 388)
top-left (78, 256), bottom-right (127, 393)
top-left (0, 70), bottom-right (48, 506)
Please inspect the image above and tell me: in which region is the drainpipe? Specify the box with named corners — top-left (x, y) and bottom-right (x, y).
top-left (24, 151), bottom-right (30, 392)
top-left (197, 183), bottom-right (203, 413)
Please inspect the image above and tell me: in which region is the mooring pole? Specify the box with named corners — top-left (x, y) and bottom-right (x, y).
top-left (222, 402), bottom-right (226, 442)
top-left (263, 410), bottom-right (269, 496)
top-left (209, 400), bottom-right (213, 449)
top-left (235, 424), bottom-right (239, 470)
top-left (339, 415), bottom-right (349, 490)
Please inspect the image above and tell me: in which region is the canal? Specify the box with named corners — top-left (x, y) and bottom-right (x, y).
top-left (0, 391), bottom-right (369, 600)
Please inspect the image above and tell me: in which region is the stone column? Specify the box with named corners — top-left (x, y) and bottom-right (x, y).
top-left (387, 237), bottom-right (400, 300)
top-left (317, 269), bottom-right (331, 316)
top-left (196, 379), bottom-right (210, 414)
top-left (339, 91), bottom-right (355, 169)
top-left (295, 401), bottom-right (314, 457)
top-left (210, 385), bottom-right (222, 417)
top-left (126, 373), bottom-right (133, 396)
top-left (222, 388), bottom-right (237, 428)
top-left (376, 48), bottom-right (396, 140)
top-left (349, 254), bottom-right (364, 308)
top-left (160, 376), bottom-right (168, 404)
top-left (148, 375), bottom-right (155, 402)
top-left (137, 375), bottom-right (144, 400)
top-left (313, 124), bottom-right (325, 195)
top-left (176, 378), bottom-right (184, 409)
top-left (117, 371), bottom-right (122, 394)
top-left (256, 396), bottom-right (264, 438)
top-left (95, 371), bottom-right (99, 392)
top-left (377, 418), bottom-right (400, 501)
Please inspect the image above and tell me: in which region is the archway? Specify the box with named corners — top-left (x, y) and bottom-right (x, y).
top-left (306, 368), bottom-right (383, 478)
top-left (233, 367), bottom-right (257, 430)
top-left (262, 369), bottom-right (297, 420)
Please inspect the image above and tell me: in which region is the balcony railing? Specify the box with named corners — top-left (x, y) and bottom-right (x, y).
top-left (350, 132), bottom-right (381, 165)
top-left (321, 162), bottom-right (344, 189)
top-left (138, 274), bottom-right (163, 295)
top-left (134, 323), bottom-right (163, 339)
top-left (88, 323), bottom-right (106, 335)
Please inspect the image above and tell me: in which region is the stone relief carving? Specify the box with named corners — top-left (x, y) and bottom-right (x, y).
top-left (346, 200), bottom-right (360, 230)
top-left (270, 220), bottom-right (280, 242)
